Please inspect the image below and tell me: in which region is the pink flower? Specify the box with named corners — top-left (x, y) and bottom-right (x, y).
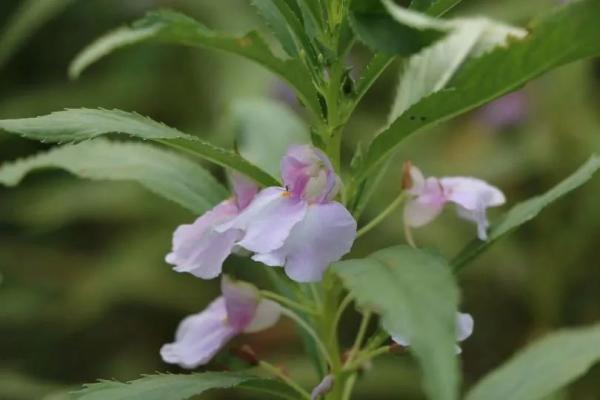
top-left (219, 145), bottom-right (357, 282)
top-left (392, 312), bottom-right (474, 354)
top-left (165, 173), bottom-right (258, 279)
top-left (160, 276), bottom-right (280, 369)
top-left (403, 163), bottom-right (506, 240)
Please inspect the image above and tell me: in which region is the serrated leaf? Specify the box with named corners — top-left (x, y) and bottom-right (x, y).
top-left (69, 9), bottom-right (322, 120)
top-left (233, 98), bottom-right (309, 177)
top-left (383, 1), bottom-right (526, 123)
top-left (0, 0), bottom-right (75, 69)
top-left (357, 0), bottom-right (600, 182)
top-left (252, 0), bottom-right (301, 57)
top-left (0, 139), bottom-right (227, 214)
top-left (466, 324), bottom-right (600, 400)
top-left (0, 108), bottom-right (280, 187)
top-left (72, 372), bottom-right (297, 400)
top-left (334, 245), bottom-right (460, 400)
top-left (452, 155), bottom-right (600, 270)
top-left (348, 0), bottom-right (444, 55)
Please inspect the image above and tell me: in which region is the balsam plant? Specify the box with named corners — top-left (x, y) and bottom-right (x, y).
top-left (1, 1), bottom-right (600, 399)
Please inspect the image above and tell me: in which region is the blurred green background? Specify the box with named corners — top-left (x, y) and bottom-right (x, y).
top-left (0, 0), bottom-right (599, 399)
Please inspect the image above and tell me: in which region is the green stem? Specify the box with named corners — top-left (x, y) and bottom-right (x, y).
top-left (280, 307), bottom-right (333, 366)
top-left (356, 192), bottom-right (406, 238)
top-left (260, 290), bottom-right (319, 315)
top-left (345, 312), bottom-right (371, 365)
top-left (342, 346), bottom-right (391, 373)
top-left (329, 293), bottom-right (353, 344)
top-left (259, 360), bottom-right (311, 400)
top-left (341, 374), bottom-right (357, 400)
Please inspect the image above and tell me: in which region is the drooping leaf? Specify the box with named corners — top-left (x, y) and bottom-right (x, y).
top-left (383, 1), bottom-right (526, 122)
top-left (0, 108), bottom-right (280, 187)
top-left (356, 0), bottom-right (600, 182)
top-left (69, 10), bottom-right (322, 120)
top-left (233, 98), bottom-right (309, 177)
top-left (466, 324), bottom-right (600, 400)
top-left (334, 245), bottom-right (460, 400)
top-left (348, 0), bottom-right (444, 55)
top-left (452, 155), bottom-right (600, 270)
top-left (0, 0), bottom-right (76, 69)
top-left (0, 139), bottom-right (227, 214)
top-left (72, 372), bottom-right (297, 400)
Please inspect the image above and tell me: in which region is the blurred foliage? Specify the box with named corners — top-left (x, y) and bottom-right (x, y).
top-left (0, 0), bottom-right (598, 399)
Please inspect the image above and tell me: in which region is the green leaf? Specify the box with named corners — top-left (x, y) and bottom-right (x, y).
top-left (233, 98), bottom-right (309, 177)
top-left (352, 52), bottom-right (394, 111)
top-left (0, 0), bottom-right (75, 69)
top-left (465, 324), bottom-right (600, 400)
top-left (334, 245), bottom-right (460, 400)
top-left (0, 108), bottom-right (280, 187)
top-left (357, 0), bottom-right (600, 182)
top-left (72, 372), bottom-right (297, 400)
top-left (252, 0), bottom-right (301, 57)
top-left (452, 155), bottom-right (600, 270)
top-left (348, 0), bottom-right (444, 55)
top-left (69, 10), bottom-right (322, 120)
top-left (383, 2), bottom-right (526, 123)
top-left (0, 139), bottom-right (227, 214)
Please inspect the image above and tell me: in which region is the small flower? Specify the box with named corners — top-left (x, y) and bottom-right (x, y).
top-left (219, 145), bottom-right (357, 282)
top-left (391, 312), bottom-right (474, 354)
top-left (160, 276), bottom-right (280, 369)
top-left (165, 173), bottom-right (258, 279)
top-left (403, 163), bottom-right (505, 240)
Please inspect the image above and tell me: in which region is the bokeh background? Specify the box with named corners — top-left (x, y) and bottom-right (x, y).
top-left (1, 0), bottom-right (599, 399)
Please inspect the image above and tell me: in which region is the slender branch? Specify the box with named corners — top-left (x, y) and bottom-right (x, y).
top-left (342, 345), bottom-right (391, 373)
top-left (345, 311), bottom-right (372, 366)
top-left (258, 361), bottom-right (311, 400)
top-left (260, 290), bottom-right (319, 315)
top-left (279, 307), bottom-right (334, 366)
top-left (341, 373), bottom-right (357, 400)
top-left (356, 192), bottom-right (406, 238)
top-left (329, 293), bottom-right (354, 344)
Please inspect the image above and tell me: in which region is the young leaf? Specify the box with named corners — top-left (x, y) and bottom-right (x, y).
top-left (72, 372), bottom-right (297, 400)
top-left (233, 98), bottom-right (309, 177)
top-left (0, 108), bottom-right (280, 187)
top-left (465, 324), bottom-right (600, 400)
top-left (348, 0), bottom-right (444, 55)
top-left (357, 0), bottom-right (600, 182)
top-left (0, 139), bottom-right (227, 214)
top-left (383, 2), bottom-right (526, 123)
top-left (69, 10), bottom-right (322, 121)
top-left (452, 155), bottom-right (600, 270)
top-left (334, 245), bottom-right (460, 400)
top-left (0, 0), bottom-right (75, 69)
top-left (252, 0), bottom-right (302, 57)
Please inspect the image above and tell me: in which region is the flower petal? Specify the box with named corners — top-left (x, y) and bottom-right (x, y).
top-left (253, 202), bottom-right (357, 282)
top-left (243, 299), bottom-right (281, 333)
top-left (456, 312), bottom-right (474, 342)
top-left (160, 297), bottom-right (236, 369)
top-left (404, 198), bottom-right (445, 227)
top-left (231, 173), bottom-right (258, 210)
top-left (440, 177), bottom-right (505, 240)
top-left (221, 276), bottom-right (260, 331)
top-left (219, 187), bottom-right (307, 254)
top-left (165, 200), bottom-right (241, 279)
top-left (311, 375), bottom-right (335, 400)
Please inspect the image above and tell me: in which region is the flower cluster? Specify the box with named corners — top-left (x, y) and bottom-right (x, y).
top-left (160, 147), bottom-right (505, 370)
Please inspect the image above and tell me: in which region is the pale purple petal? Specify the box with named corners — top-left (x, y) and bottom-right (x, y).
top-left (221, 276), bottom-right (260, 331)
top-left (231, 173), bottom-right (259, 210)
top-left (456, 312), bottom-right (474, 342)
top-left (219, 187), bottom-right (307, 254)
top-left (243, 299), bottom-right (281, 333)
top-left (165, 200), bottom-right (241, 279)
top-left (440, 177), bottom-right (505, 240)
top-left (281, 145), bottom-right (340, 203)
top-left (311, 375), bottom-right (335, 400)
top-left (253, 202), bottom-right (357, 282)
top-left (404, 197), bottom-right (445, 228)
top-left (160, 297), bottom-right (237, 369)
